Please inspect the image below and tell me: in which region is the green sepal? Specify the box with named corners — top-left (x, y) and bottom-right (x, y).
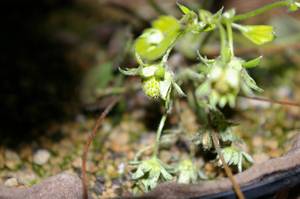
top-left (173, 82), bottom-right (186, 97)
top-left (177, 159), bottom-right (198, 184)
top-left (177, 2), bottom-right (192, 14)
top-left (236, 24), bottom-right (275, 45)
top-left (241, 69), bottom-right (263, 93)
top-left (118, 65), bottom-right (142, 76)
top-left (242, 56), bottom-right (263, 68)
top-left (159, 80), bottom-right (172, 100)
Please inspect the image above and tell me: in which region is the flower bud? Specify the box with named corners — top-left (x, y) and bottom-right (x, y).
top-left (177, 159), bottom-right (198, 184)
top-left (142, 77), bottom-right (161, 99)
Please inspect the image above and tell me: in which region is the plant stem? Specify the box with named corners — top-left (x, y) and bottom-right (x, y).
top-left (218, 24), bottom-right (227, 62)
top-left (225, 21), bottom-right (234, 58)
top-left (134, 145), bottom-right (153, 161)
top-left (232, 0), bottom-right (290, 22)
top-left (82, 96), bottom-right (120, 199)
top-left (153, 114), bottom-right (167, 157)
top-left (211, 131), bottom-right (245, 199)
top-left (239, 95), bottom-right (300, 107)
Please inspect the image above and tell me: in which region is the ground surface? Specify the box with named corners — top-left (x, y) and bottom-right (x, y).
top-left (0, 80), bottom-right (299, 198)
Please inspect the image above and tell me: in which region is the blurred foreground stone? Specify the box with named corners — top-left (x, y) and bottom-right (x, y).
top-left (0, 173), bottom-right (82, 199)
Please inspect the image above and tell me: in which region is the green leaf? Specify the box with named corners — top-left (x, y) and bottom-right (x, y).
top-left (241, 69), bottom-right (263, 92)
top-left (231, 151), bottom-right (240, 165)
top-left (132, 167), bottom-right (145, 179)
top-left (238, 154), bottom-right (243, 172)
top-left (196, 82), bottom-right (210, 97)
top-left (219, 96), bottom-right (227, 108)
top-left (199, 9), bottom-right (212, 22)
top-left (237, 25), bottom-right (275, 45)
top-left (177, 2), bottom-right (191, 14)
top-left (242, 56), bottom-right (263, 68)
top-left (160, 167), bottom-right (173, 180)
top-left (220, 129), bottom-right (238, 143)
top-left (135, 16), bottom-right (181, 62)
top-left (222, 148), bottom-right (233, 164)
top-left (173, 82), bottom-right (186, 97)
top-left (242, 152), bottom-right (254, 163)
top-left (152, 16), bottom-right (180, 33)
top-left (288, 1), bottom-right (300, 11)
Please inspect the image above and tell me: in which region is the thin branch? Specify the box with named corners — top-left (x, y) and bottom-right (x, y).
top-left (153, 114), bottom-right (167, 157)
top-left (232, 0), bottom-right (289, 22)
top-left (82, 96), bottom-right (121, 199)
top-left (211, 131), bottom-right (245, 199)
top-left (240, 95), bottom-right (300, 108)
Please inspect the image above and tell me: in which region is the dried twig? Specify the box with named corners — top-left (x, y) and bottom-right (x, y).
top-left (211, 131), bottom-right (245, 199)
top-left (81, 96), bottom-right (121, 199)
top-left (240, 95), bottom-right (300, 107)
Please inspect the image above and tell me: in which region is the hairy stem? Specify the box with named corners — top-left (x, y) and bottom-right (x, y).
top-left (232, 0), bottom-right (290, 22)
top-left (153, 114), bottom-right (167, 157)
top-left (218, 24), bottom-right (227, 62)
top-left (225, 21), bottom-right (234, 58)
top-left (211, 131), bottom-right (245, 199)
top-left (82, 96), bottom-right (120, 199)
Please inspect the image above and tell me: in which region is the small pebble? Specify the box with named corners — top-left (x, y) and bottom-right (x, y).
top-left (4, 178), bottom-right (18, 187)
top-left (117, 162), bottom-right (125, 175)
top-left (5, 150), bottom-right (21, 170)
top-left (93, 176), bottom-right (105, 195)
top-left (17, 171), bottom-right (37, 186)
top-left (33, 149), bottom-right (50, 165)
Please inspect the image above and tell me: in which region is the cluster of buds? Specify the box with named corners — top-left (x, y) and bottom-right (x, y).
top-left (196, 57), bottom-right (242, 108)
top-left (131, 157), bottom-right (173, 192)
top-left (217, 146), bottom-right (253, 172)
top-left (120, 56), bottom-right (185, 100)
top-left (208, 58), bottom-right (241, 107)
top-left (120, 16), bottom-right (185, 101)
top-left (177, 159), bottom-right (198, 184)
top-left (196, 55), bottom-right (263, 108)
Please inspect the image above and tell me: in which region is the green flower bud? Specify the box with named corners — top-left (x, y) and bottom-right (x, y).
top-left (131, 157), bottom-right (173, 192)
top-left (201, 57), bottom-right (243, 107)
top-left (218, 146), bottom-right (253, 172)
top-left (177, 159), bottom-right (198, 184)
top-left (142, 77), bottom-right (161, 99)
top-left (210, 66), bottom-right (240, 95)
